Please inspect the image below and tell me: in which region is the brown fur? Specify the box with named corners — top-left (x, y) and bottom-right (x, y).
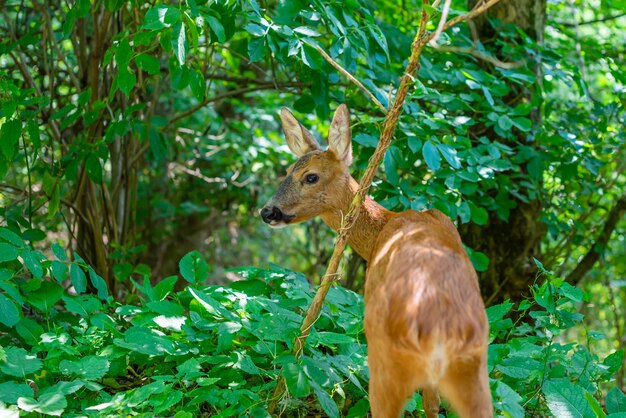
top-left (262, 105), bottom-right (492, 418)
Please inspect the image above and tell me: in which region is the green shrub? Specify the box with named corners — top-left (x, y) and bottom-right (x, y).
top-left (0, 228), bottom-right (624, 416)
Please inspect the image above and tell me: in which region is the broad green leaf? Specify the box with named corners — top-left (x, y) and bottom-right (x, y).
top-left (147, 300), bottom-right (184, 316)
top-left (0, 293), bottom-right (20, 327)
top-left (117, 68), bottom-right (136, 96)
top-left (51, 260), bottom-right (68, 283)
top-left (543, 379), bottom-right (594, 418)
top-left (284, 363), bottom-right (310, 398)
top-left (607, 387), bottom-right (626, 413)
top-left (0, 243), bottom-right (18, 262)
top-left (0, 228), bottom-right (24, 247)
top-left (70, 264), bottom-right (87, 294)
top-left (21, 250), bottom-right (43, 279)
top-left (470, 202), bottom-right (489, 225)
top-left (88, 267), bottom-right (109, 300)
top-left (0, 381), bottom-right (33, 404)
top-left (248, 37), bottom-right (266, 62)
top-left (86, 154), bottom-right (103, 183)
top-left (301, 43), bottom-right (322, 70)
top-left (115, 38), bottom-right (131, 67)
top-left (153, 276), bottom-right (178, 299)
top-left (59, 356), bottom-right (110, 380)
top-left (114, 326), bottom-right (175, 356)
top-left (437, 143), bottom-right (461, 169)
top-left (188, 287), bottom-right (237, 320)
top-left (143, 5), bottom-right (180, 30)
top-left (179, 251), bottom-right (209, 283)
top-left (206, 14), bottom-right (225, 42)
top-left (63, 295), bottom-right (103, 316)
top-left (135, 53), bottom-right (161, 75)
top-left (0, 347), bottom-right (43, 377)
top-left (26, 280), bottom-right (63, 312)
top-left (495, 381), bottom-right (524, 418)
top-left (18, 393), bottom-right (67, 416)
top-left (422, 141), bottom-right (441, 171)
top-left (15, 317), bottom-right (43, 346)
top-left (313, 384), bottom-right (339, 418)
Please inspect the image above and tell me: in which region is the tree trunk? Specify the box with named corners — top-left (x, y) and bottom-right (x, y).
top-left (462, 0), bottom-right (547, 305)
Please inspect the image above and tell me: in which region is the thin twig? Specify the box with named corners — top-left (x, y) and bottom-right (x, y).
top-left (316, 46), bottom-right (388, 114)
top-left (434, 45), bottom-right (524, 69)
top-left (429, 0), bottom-right (452, 46)
top-left (555, 11), bottom-right (626, 27)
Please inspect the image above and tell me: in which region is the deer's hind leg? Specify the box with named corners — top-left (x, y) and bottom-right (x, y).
top-left (367, 345), bottom-right (422, 418)
top-left (438, 354), bottom-right (493, 418)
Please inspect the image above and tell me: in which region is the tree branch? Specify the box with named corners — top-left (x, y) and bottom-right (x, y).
top-left (555, 11), bottom-right (626, 27)
top-left (566, 194), bottom-right (626, 285)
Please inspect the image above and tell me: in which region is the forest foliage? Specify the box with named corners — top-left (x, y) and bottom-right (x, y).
top-left (0, 0), bottom-right (625, 416)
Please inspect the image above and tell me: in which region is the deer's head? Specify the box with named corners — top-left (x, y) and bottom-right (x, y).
top-left (260, 104), bottom-right (353, 228)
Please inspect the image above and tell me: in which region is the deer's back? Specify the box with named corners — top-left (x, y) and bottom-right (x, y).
top-left (364, 209), bottom-right (488, 364)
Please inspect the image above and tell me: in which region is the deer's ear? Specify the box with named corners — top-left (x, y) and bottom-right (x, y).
top-left (328, 104), bottom-right (352, 166)
top-left (280, 108), bottom-right (321, 157)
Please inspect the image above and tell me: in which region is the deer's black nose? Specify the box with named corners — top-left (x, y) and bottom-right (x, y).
top-left (260, 206), bottom-right (283, 223)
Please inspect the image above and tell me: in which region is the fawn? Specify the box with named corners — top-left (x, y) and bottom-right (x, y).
top-left (260, 104), bottom-right (492, 418)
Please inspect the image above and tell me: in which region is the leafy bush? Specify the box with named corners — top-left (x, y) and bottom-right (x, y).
top-left (1, 228), bottom-right (625, 416)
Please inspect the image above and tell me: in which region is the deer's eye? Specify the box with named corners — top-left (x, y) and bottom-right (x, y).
top-left (305, 174), bottom-right (319, 184)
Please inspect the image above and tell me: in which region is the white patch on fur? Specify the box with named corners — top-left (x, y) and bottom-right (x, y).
top-left (427, 341), bottom-right (448, 384)
top-left (268, 221), bottom-right (288, 229)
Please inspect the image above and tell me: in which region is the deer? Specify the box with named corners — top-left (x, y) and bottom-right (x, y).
top-left (260, 104), bottom-right (492, 418)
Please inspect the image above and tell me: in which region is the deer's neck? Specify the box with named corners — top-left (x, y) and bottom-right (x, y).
top-left (320, 177), bottom-right (394, 262)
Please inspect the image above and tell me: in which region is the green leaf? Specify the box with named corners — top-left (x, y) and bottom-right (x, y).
top-left (117, 68), bottom-right (136, 96)
top-left (153, 276), bottom-right (178, 299)
top-left (179, 250), bottom-right (209, 283)
top-left (248, 37), bottom-right (266, 62)
top-left (494, 381), bottom-right (524, 418)
top-left (0, 243), bottom-right (18, 262)
top-left (18, 393), bottom-right (67, 416)
top-left (284, 363), bottom-right (310, 398)
top-left (301, 43), bottom-right (322, 70)
top-left (172, 22), bottom-right (187, 65)
top-left (59, 356), bottom-right (110, 380)
top-left (27, 119), bottom-right (41, 156)
top-left (206, 14), bottom-right (226, 42)
top-left (143, 5), bottom-right (181, 30)
top-left (422, 141), bottom-right (441, 171)
top-left (0, 228), bottom-right (25, 247)
top-left (497, 115), bottom-right (513, 130)
top-left (27, 280), bottom-right (63, 312)
top-left (21, 250), bottom-right (44, 279)
top-left (188, 287), bottom-right (237, 320)
top-left (115, 38), bottom-right (131, 67)
top-left (313, 384), bottom-right (339, 418)
top-left (86, 154), bottom-right (103, 183)
top-left (0, 293), bottom-right (20, 327)
top-left (384, 146), bottom-right (400, 186)
top-left (189, 70), bottom-right (205, 100)
top-left (353, 133), bottom-right (378, 148)
top-left (0, 381), bottom-right (33, 404)
top-left (135, 53), bottom-right (161, 75)
top-left (607, 387), bottom-right (626, 413)
top-left (147, 300), bottom-right (184, 316)
top-left (70, 263), bottom-right (87, 294)
top-left (469, 202), bottom-right (489, 225)
top-left (0, 119), bottom-right (21, 160)
top-left (512, 117), bottom-right (532, 132)
top-left (437, 143), bottom-right (461, 169)
top-left (543, 379), bottom-right (594, 418)
top-left (88, 267), bottom-right (109, 300)
top-left (469, 250), bottom-right (489, 272)
top-left (51, 260), bottom-right (68, 283)
top-left (15, 317), bottom-right (43, 346)
top-left (0, 347), bottom-right (43, 377)
top-left (585, 392), bottom-right (607, 418)
top-left (114, 326), bottom-right (175, 356)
